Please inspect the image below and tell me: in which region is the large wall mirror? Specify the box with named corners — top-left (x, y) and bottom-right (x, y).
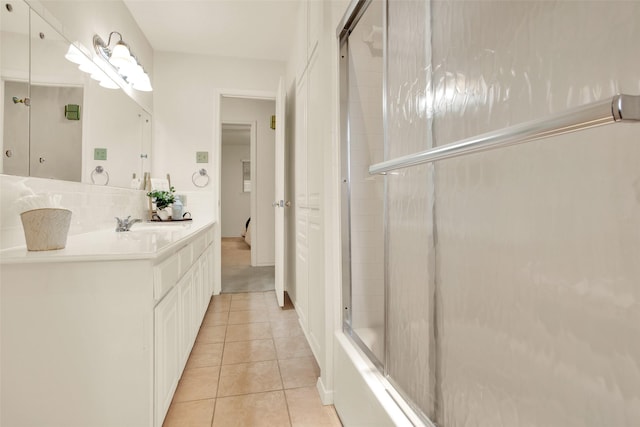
top-left (0, 0), bottom-right (151, 188)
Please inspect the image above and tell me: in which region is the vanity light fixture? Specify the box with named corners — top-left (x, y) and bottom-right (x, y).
top-left (65, 43), bottom-right (120, 90)
top-left (93, 31), bottom-right (153, 92)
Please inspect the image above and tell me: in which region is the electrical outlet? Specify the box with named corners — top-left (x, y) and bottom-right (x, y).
top-left (196, 151), bottom-right (209, 163)
top-left (94, 148), bottom-right (107, 161)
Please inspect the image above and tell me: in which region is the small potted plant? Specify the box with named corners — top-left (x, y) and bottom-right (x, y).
top-left (147, 186), bottom-right (175, 220)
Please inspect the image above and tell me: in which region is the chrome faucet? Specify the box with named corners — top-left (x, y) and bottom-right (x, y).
top-left (115, 216), bottom-right (142, 232)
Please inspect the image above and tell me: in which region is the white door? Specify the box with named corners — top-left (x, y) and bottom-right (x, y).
top-left (274, 77), bottom-right (286, 307)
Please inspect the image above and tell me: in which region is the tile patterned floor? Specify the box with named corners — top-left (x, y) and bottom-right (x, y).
top-left (163, 291), bottom-right (342, 427)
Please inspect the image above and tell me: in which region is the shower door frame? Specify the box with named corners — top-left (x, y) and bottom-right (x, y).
top-left (338, 0), bottom-right (386, 372)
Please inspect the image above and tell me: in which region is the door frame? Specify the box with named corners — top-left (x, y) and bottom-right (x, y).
top-left (212, 88), bottom-right (276, 296)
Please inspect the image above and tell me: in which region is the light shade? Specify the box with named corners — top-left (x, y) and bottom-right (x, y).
top-left (132, 72), bottom-right (153, 92)
top-left (98, 78), bottom-right (120, 89)
top-left (78, 61), bottom-right (99, 74)
top-left (64, 44), bottom-right (86, 65)
top-left (91, 32), bottom-right (153, 92)
top-left (109, 42), bottom-right (137, 71)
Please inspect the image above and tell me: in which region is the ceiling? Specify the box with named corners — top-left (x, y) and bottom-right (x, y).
top-left (122, 0), bottom-right (300, 62)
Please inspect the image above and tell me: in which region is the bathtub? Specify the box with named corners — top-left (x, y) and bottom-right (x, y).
top-left (333, 332), bottom-right (431, 427)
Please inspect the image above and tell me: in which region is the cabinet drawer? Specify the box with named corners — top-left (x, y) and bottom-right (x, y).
top-left (154, 255), bottom-right (180, 301)
top-left (205, 227), bottom-right (214, 246)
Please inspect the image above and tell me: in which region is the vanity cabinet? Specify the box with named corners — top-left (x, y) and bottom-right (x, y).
top-left (154, 231), bottom-right (214, 425)
top-left (0, 222), bottom-right (216, 427)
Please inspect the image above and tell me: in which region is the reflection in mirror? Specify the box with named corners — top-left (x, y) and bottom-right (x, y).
top-left (1, 0), bottom-right (29, 176)
top-left (0, 0), bottom-right (152, 188)
top-left (30, 10), bottom-right (84, 181)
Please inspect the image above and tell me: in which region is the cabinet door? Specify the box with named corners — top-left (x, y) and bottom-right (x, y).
top-left (154, 287), bottom-right (180, 427)
top-left (200, 249), bottom-right (211, 312)
top-left (206, 246), bottom-right (215, 300)
top-left (179, 271), bottom-right (195, 369)
top-left (192, 258), bottom-right (205, 323)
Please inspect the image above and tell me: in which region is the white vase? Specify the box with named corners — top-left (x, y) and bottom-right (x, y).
top-left (156, 208), bottom-right (170, 221)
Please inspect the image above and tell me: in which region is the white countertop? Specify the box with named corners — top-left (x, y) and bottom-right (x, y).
top-left (0, 219), bottom-right (215, 264)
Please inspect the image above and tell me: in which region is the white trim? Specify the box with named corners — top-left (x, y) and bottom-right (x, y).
top-left (316, 377), bottom-right (334, 406)
top-left (335, 332), bottom-right (431, 427)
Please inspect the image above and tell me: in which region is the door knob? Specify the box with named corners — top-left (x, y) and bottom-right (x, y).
top-left (273, 200), bottom-right (290, 208)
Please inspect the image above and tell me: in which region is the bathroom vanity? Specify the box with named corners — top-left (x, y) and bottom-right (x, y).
top-left (0, 221), bottom-right (215, 427)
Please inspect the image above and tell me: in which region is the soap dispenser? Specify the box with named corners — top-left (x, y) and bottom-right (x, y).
top-left (171, 198), bottom-right (183, 220)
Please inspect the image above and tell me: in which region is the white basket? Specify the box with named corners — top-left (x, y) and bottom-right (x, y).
top-left (20, 208), bottom-right (72, 251)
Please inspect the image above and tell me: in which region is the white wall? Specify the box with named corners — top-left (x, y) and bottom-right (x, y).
top-left (152, 52), bottom-right (283, 226)
top-left (221, 97), bottom-right (276, 265)
top-left (221, 140), bottom-right (250, 237)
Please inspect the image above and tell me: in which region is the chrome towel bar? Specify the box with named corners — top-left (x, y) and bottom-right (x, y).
top-left (369, 94), bottom-right (640, 175)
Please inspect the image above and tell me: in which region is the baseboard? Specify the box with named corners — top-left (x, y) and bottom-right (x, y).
top-left (253, 262), bottom-right (275, 267)
top-left (316, 377), bottom-right (334, 405)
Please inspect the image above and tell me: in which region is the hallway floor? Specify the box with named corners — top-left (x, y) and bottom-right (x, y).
top-left (221, 237), bottom-right (275, 293)
top-left (162, 291), bottom-right (342, 426)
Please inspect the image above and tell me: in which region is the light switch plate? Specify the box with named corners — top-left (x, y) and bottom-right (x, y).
top-left (196, 151), bottom-right (208, 163)
top-left (94, 148), bottom-right (107, 161)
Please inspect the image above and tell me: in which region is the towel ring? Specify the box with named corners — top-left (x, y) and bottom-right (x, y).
top-left (91, 165), bottom-right (110, 185)
top-left (192, 168), bottom-right (209, 188)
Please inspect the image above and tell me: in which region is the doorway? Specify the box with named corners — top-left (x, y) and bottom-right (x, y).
top-left (218, 96), bottom-right (277, 294)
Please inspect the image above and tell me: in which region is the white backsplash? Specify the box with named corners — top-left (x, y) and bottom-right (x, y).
top-left (0, 174), bottom-right (148, 250)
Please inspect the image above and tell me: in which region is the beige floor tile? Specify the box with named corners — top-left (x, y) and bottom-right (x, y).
top-left (270, 318), bottom-right (304, 338)
top-left (217, 360), bottom-right (283, 397)
top-left (208, 300), bottom-right (231, 313)
top-left (172, 366), bottom-right (219, 402)
top-left (278, 356), bottom-right (320, 389)
top-left (285, 387), bottom-right (342, 427)
top-left (230, 298), bottom-right (267, 312)
top-left (196, 325), bottom-right (226, 343)
top-left (228, 309), bottom-right (270, 325)
top-left (202, 311), bottom-right (229, 326)
top-left (212, 293), bottom-right (232, 303)
top-left (231, 292), bottom-right (266, 302)
top-left (222, 339), bottom-right (277, 365)
top-left (185, 342), bottom-right (224, 369)
top-left (274, 335), bottom-right (313, 360)
top-left (162, 399), bottom-right (215, 427)
top-left (225, 322), bottom-right (271, 342)
top-left (212, 391), bottom-right (290, 427)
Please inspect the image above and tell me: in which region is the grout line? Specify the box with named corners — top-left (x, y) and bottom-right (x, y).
top-left (210, 296), bottom-right (228, 427)
top-left (270, 302), bottom-right (294, 427)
